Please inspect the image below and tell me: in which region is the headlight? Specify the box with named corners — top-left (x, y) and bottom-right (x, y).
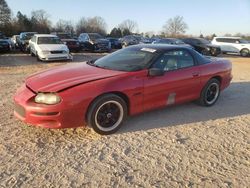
top-left (42, 51), bottom-right (50, 55)
top-left (206, 47), bottom-right (210, 51)
top-left (35, 93), bottom-right (61, 105)
top-left (63, 50), bottom-right (68, 54)
top-left (76, 42), bottom-right (80, 45)
top-left (89, 40), bottom-right (94, 45)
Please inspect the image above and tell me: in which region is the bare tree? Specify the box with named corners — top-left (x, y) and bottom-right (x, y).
top-left (76, 16), bottom-right (107, 36)
top-left (55, 19), bottom-right (74, 35)
top-left (162, 16), bottom-right (188, 37)
top-left (31, 10), bottom-right (51, 33)
top-left (118, 19), bottom-right (138, 34)
top-left (0, 0), bottom-right (11, 24)
top-left (0, 0), bottom-right (11, 32)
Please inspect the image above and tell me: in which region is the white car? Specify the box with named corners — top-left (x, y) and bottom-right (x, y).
top-left (212, 37), bottom-right (250, 57)
top-left (29, 34), bottom-right (73, 61)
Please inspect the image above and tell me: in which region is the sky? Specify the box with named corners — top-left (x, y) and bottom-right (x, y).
top-left (6, 0), bottom-right (250, 36)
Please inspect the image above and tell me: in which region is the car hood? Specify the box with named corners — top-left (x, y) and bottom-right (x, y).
top-left (26, 63), bottom-right (125, 92)
top-left (38, 44), bottom-right (68, 51)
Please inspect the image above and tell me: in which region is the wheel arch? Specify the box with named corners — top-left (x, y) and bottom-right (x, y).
top-left (240, 48), bottom-right (250, 52)
top-left (211, 75), bottom-right (222, 84)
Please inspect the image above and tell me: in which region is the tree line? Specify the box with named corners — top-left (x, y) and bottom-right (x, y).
top-left (0, 0), bottom-right (190, 38)
top-left (0, 0), bottom-right (249, 40)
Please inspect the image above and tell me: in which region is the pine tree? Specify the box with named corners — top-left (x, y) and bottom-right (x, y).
top-left (0, 0), bottom-right (11, 26)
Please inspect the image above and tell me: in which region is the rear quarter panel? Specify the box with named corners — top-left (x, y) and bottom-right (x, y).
top-left (199, 58), bottom-right (232, 90)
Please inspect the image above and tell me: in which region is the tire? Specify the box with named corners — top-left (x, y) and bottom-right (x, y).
top-left (36, 52), bottom-right (41, 62)
top-left (30, 50), bottom-right (35, 57)
top-left (240, 48), bottom-right (249, 57)
top-left (87, 94), bottom-right (127, 135)
top-left (198, 78), bottom-right (220, 106)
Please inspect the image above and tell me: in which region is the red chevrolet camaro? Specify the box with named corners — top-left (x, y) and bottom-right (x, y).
top-left (14, 45), bottom-right (232, 135)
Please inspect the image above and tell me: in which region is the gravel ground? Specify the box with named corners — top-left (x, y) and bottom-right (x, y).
top-left (0, 53), bottom-right (249, 187)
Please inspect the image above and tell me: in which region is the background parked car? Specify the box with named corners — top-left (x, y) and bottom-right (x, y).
top-left (120, 35), bottom-right (140, 48)
top-left (51, 32), bottom-right (81, 52)
top-left (153, 38), bottom-right (193, 48)
top-left (181, 38), bottom-right (221, 56)
top-left (11, 35), bottom-right (20, 49)
top-left (106, 37), bottom-right (122, 49)
top-left (19, 32), bottom-right (37, 52)
top-left (78, 33), bottom-right (110, 52)
top-left (29, 34), bottom-right (72, 61)
top-left (140, 37), bottom-right (152, 44)
top-left (0, 40), bottom-right (11, 52)
top-left (212, 37), bottom-right (250, 57)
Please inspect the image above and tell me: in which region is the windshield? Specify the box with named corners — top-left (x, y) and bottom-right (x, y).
top-left (89, 33), bottom-right (102, 40)
top-left (22, 33), bottom-right (36, 40)
top-left (57, 34), bottom-right (72, 39)
top-left (37, 37), bottom-right (62, 45)
top-left (91, 48), bottom-right (157, 72)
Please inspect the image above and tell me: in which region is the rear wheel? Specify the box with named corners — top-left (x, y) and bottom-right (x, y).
top-left (87, 94), bottom-right (127, 135)
top-left (198, 78), bottom-right (220, 106)
top-left (240, 48), bottom-right (249, 57)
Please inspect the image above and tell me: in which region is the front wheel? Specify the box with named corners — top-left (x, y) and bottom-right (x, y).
top-left (30, 49), bottom-right (35, 57)
top-left (36, 52), bottom-right (41, 62)
top-left (198, 78), bottom-right (220, 106)
top-left (87, 94), bottom-right (127, 135)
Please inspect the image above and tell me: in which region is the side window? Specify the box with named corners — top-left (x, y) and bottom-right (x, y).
top-left (152, 50), bottom-right (195, 71)
top-left (216, 38), bottom-right (224, 42)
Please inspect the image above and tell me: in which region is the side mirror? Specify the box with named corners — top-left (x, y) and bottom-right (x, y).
top-left (148, 68), bottom-right (164, 77)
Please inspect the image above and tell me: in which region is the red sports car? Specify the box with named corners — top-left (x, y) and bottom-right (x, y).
top-left (14, 45), bottom-right (232, 135)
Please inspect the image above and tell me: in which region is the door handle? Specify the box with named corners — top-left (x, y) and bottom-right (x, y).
top-left (192, 72), bottom-right (200, 77)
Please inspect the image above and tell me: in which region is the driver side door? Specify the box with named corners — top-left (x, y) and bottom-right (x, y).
top-left (143, 49), bottom-right (202, 111)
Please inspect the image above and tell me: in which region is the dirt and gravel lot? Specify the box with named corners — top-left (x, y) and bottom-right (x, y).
top-left (0, 53), bottom-right (249, 187)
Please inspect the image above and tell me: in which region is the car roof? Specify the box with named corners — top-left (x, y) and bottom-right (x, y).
top-left (34, 34), bottom-right (58, 37)
top-left (214, 36), bottom-right (241, 39)
top-left (126, 44), bottom-right (192, 52)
